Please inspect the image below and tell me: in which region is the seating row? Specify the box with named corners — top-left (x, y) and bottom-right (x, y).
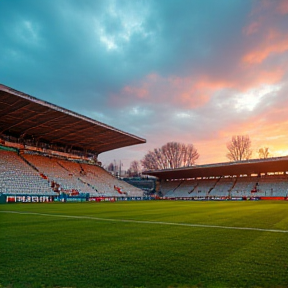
top-left (0, 150), bottom-right (143, 197)
top-left (161, 175), bottom-right (288, 197)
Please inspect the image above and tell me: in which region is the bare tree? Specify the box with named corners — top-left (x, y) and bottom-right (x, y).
top-left (127, 160), bottom-right (141, 176)
top-left (141, 142), bottom-right (199, 170)
top-left (226, 135), bottom-right (252, 161)
top-left (258, 147), bottom-right (270, 159)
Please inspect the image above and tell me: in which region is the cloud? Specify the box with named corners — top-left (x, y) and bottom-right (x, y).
top-left (109, 73), bottom-right (233, 111)
top-left (243, 21), bottom-right (261, 36)
top-left (242, 30), bottom-right (288, 64)
top-left (275, 0), bottom-right (288, 14)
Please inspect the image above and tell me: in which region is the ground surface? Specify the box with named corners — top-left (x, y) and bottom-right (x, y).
top-left (1, 201), bottom-right (288, 288)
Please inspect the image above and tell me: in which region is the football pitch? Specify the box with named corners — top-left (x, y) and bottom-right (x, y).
top-left (1, 201), bottom-right (288, 288)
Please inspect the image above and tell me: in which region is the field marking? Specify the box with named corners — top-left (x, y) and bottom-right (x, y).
top-left (1, 210), bottom-right (288, 234)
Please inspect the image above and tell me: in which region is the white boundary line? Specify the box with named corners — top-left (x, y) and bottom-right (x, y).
top-left (1, 210), bottom-right (288, 233)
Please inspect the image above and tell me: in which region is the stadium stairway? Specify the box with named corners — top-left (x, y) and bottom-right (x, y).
top-left (77, 177), bottom-right (100, 194)
top-left (174, 180), bottom-right (186, 193)
top-left (188, 182), bottom-right (198, 194)
top-left (57, 161), bottom-right (70, 172)
top-left (19, 153), bottom-right (40, 173)
top-left (207, 177), bottom-right (222, 195)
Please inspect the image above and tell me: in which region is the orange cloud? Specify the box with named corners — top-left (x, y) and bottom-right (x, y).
top-left (242, 30), bottom-right (288, 64)
top-left (237, 68), bottom-right (284, 92)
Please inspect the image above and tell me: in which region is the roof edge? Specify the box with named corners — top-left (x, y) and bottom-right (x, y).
top-left (0, 83), bottom-right (146, 144)
top-left (143, 155), bottom-right (288, 175)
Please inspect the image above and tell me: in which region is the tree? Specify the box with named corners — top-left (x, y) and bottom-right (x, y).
top-left (258, 147), bottom-right (270, 159)
top-left (141, 142), bottom-right (199, 170)
top-left (127, 160), bottom-right (141, 176)
top-left (226, 135), bottom-right (252, 161)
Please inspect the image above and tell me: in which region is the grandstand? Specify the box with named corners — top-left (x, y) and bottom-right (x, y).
top-left (0, 84), bottom-right (146, 203)
top-left (144, 157), bottom-right (288, 200)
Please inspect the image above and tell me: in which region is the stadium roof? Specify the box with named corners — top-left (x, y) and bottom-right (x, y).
top-left (0, 84), bottom-right (146, 154)
top-left (143, 157), bottom-right (288, 179)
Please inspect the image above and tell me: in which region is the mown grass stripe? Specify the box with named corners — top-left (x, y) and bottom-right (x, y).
top-left (1, 210), bottom-right (288, 233)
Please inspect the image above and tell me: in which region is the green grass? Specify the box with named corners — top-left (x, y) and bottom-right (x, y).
top-left (1, 201), bottom-right (288, 288)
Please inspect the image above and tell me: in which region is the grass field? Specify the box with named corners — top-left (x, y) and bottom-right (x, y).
top-left (1, 201), bottom-right (288, 288)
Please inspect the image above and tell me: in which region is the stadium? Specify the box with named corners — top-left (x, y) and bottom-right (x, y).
top-left (1, 83), bottom-right (288, 203)
top-left (1, 84), bottom-right (288, 288)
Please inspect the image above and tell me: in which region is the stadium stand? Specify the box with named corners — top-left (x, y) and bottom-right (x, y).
top-left (161, 180), bottom-right (183, 196)
top-left (80, 163), bottom-right (144, 197)
top-left (257, 175), bottom-right (288, 197)
top-left (0, 150), bottom-right (56, 195)
top-left (0, 148), bottom-right (144, 199)
top-left (175, 180), bottom-right (197, 197)
top-left (209, 177), bottom-right (235, 197)
top-left (0, 84), bottom-right (145, 202)
top-left (167, 179), bottom-right (196, 197)
top-left (21, 153), bottom-right (144, 197)
top-left (192, 178), bottom-right (218, 196)
top-left (230, 176), bottom-right (258, 197)
top-left (22, 153), bottom-right (97, 195)
top-left (145, 157), bottom-right (288, 199)
top-left (159, 174), bottom-right (288, 199)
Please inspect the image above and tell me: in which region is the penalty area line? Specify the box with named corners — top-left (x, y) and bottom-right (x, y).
top-left (1, 210), bottom-right (288, 234)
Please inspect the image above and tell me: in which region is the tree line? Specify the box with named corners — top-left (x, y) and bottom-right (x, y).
top-left (106, 135), bottom-right (272, 174)
top-left (226, 135), bottom-right (271, 161)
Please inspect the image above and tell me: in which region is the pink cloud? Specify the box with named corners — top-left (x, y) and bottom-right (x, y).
top-left (109, 63), bottom-right (285, 113)
top-left (123, 85), bottom-right (148, 99)
top-left (276, 0), bottom-right (288, 14)
top-left (242, 29), bottom-right (288, 64)
top-left (250, 0), bottom-right (288, 16)
top-left (166, 76), bottom-right (231, 108)
top-left (110, 74), bottom-right (233, 109)
top-left (243, 21), bottom-right (261, 35)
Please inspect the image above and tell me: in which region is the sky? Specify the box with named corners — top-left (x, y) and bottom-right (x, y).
top-left (1, 0), bottom-right (288, 170)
